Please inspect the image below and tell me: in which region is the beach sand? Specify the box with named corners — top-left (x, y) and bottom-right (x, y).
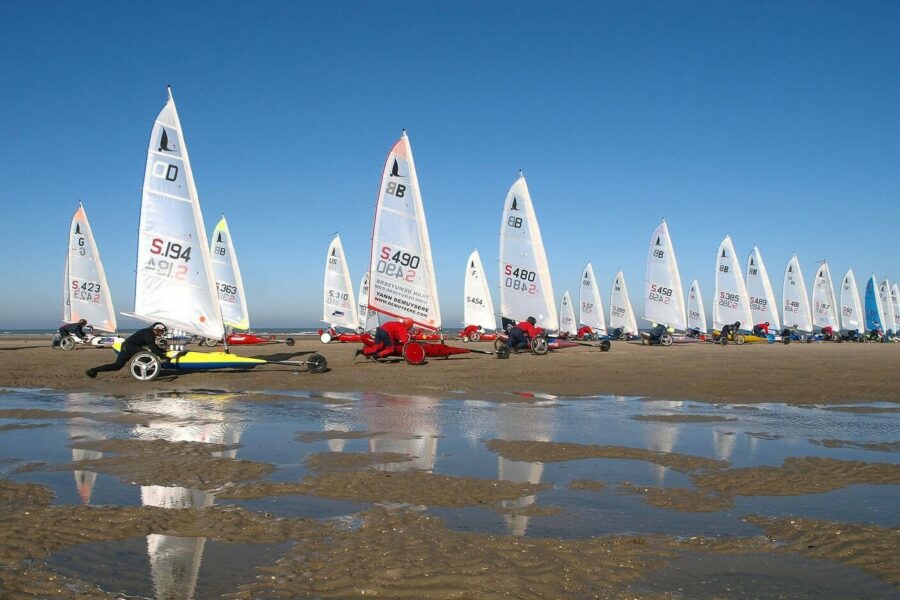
top-left (2, 335), bottom-right (899, 404)
top-left (1, 336), bottom-right (898, 597)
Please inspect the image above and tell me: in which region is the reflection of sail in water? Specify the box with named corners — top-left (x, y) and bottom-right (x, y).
top-left (323, 418), bottom-right (351, 452)
top-left (66, 393), bottom-right (104, 504)
top-left (711, 429), bottom-right (736, 462)
top-left (495, 403), bottom-right (557, 536)
top-left (642, 410), bottom-right (681, 485)
top-left (127, 393), bottom-right (244, 600)
top-left (359, 393), bottom-right (440, 472)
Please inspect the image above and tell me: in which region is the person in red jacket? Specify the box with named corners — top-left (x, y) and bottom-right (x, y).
top-left (506, 317), bottom-right (542, 352)
top-left (752, 322), bottom-right (770, 336)
top-left (359, 317), bottom-right (413, 359)
top-left (576, 325), bottom-right (593, 340)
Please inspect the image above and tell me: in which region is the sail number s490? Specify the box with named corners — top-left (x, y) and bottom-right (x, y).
top-left (376, 246), bottom-right (419, 282)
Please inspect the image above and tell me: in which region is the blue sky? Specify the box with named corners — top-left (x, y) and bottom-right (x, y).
top-left (2, 1), bottom-right (898, 329)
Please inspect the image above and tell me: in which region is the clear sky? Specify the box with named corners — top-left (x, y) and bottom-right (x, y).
top-left (2, 1), bottom-right (898, 329)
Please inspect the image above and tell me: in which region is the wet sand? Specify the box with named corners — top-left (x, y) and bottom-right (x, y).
top-left (3, 336), bottom-right (900, 404)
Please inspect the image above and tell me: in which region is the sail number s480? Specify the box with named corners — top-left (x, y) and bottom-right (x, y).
top-left (503, 264), bottom-right (537, 295)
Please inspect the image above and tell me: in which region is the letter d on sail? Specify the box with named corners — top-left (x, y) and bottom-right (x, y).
top-left (152, 161), bottom-right (179, 182)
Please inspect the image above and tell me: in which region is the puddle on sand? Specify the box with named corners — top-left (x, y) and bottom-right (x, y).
top-left (1, 387), bottom-right (897, 598)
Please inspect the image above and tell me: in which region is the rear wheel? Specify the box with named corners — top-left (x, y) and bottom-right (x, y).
top-left (470, 331), bottom-right (481, 342)
top-left (660, 333), bottom-right (673, 347)
top-left (306, 353), bottom-right (327, 374)
top-left (782, 337), bottom-right (791, 345)
top-left (319, 332), bottom-right (332, 344)
top-left (202, 338), bottom-right (218, 347)
top-left (719, 337), bottom-right (729, 346)
top-left (495, 346), bottom-right (510, 359)
top-left (60, 336), bottom-right (77, 351)
top-left (734, 334), bottom-right (745, 345)
top-left (493, 337), bottom-right (505, 351)
top-left (531, 336), bottom-right (549, 355)
top-left (403, 342), bottom-right (427, 365)
top-left (285, 337), bottom-right (295, 346)
top-left (130, 352), bottom-right (161, 381)
top-left (460, 335), bottom-right (469, 343)
top-left (599, 339), bottom-right (611, 352)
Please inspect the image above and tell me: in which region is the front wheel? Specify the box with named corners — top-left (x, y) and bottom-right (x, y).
top-left (130, 352), bottom-right (161, 381)
top-left (734, 334), bottom-right (745, 345)
top-left (60, 336), bottom-right (77, 351)
top-left (319, 332), bottom-right (332, 344)
top-left (782, 337), bottom-right (791, 345)
top-left (202, 338), bottom-right (218, 347)
top-left (660, 333), bottom-right (674, 347)
top-left (306, 353), bottom-right (327, 374)
top-left (460, 335), bottom-right (469, 343)
top-left (470, 331), bottom-right (481, 342)
top-left (493, 337), bottom-right (505, 351)
top-left (403, 342), bottom-right (427, 365)
top-left (531, 336), bottom-right (549, 355)
top-left (495, 346), bottom-right (510, 359)
top-left (285, 337), bottom-right (295, 346)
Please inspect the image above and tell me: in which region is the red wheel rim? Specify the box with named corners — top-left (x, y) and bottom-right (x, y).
top-left (403, 343), bottom-right (426, 365)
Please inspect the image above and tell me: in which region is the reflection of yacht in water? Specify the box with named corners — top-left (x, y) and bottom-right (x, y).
top-left (642, 402), bottom-right (682, 486)
top-left (66, 393), bottom-right (105, 504)
top-left (712, 429), bottom-right (736, 463)
top-left (358, 393), bottom-right (440, 472)
top-left (127, 393), bottom-right (244, 599)
top-left (494, 403), bottom-right (557, 536)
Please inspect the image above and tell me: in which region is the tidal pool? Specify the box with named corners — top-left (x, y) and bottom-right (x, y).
top-left (0, 387), bottom-right (897, 598)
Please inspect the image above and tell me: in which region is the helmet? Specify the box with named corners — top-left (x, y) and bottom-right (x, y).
top-left (151, 322), bottom-right (168, 334)
top-left (734, 321), bottom-right (741, 328)
top-left (78, 318), bottom-right (87, 326)
top-left (399, 317), bottom-right (414, 330)
top-left (527, 316), bottom-right (537, 326)
top-left (765, 322), bottom-right (769, 326)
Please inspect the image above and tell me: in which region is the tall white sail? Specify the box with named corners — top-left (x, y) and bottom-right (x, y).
top-left (579, 263), bottom-right (606, 332)
top-left (368, 131), bottom-right (441, 330)
top-left (464, 249), bottom-right (496, 331)
top-left (499, 172), bottom-right (558, 330)
top-left (559, 291), bottom-right (577, 335)
top-left (129, 87), bottom-right (223, 339)
top-left (839, 269), bottom-right (864, 332)
top-left (323, 235), bottom-right (359, 331)
top-left (878, 278), bottom-right (897, 332)
top-left (210, 215), bottom-right (249, 330)
top-left (713, 235), bottom-right (753, 330)
top-left (357, 272), bottom-right (379, 332)
top-left (609, 271), bottom-right (638, 335)
top-left (782, 255), bottom-right (812, 332)
top-left (892, 284), bottom-right (900, 333)
top-left (746, 245), bottom-right (780, 330)
top-left (687, 280), bottom-right (707, 334)
top-left (65, 203), bottom-right (117, 332)
top-left (811, 263), bottom-right (839, 331)
top-left (644, 220), bottom-right (686, 330)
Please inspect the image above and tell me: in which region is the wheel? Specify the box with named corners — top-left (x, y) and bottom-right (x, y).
top-left (493, 337), bottom-right (505, 351)
top-left (402, 342), bottom-right (427, 365)
top-left (734, 334), bottom-right (745, 345)
top-left (460, 335), bottom-right (469, 343)
top-left (202, 337), bottom-right (218, 347)
top-left (782, 337), bottom-right (791, 345)
top-left (130, 352), bottom-right (161, 381)
top-left (470, 331), bottom-right (481, 342)
top-left (641, 337), bottom-right (648, 345)
top-left (286, 337), bottom-right (295, 346)
top-left (719, 337), bottom-right (729, 346)
top-left (806, 338), bottom-right (813, 344)
top-left (530, 336), bottom-right (549, 355)
top-left (495, 346), bottom-right (510, 359)
top-left (306, 353), bottom-right (327, 374)
top-left (319, 332), bottom-right (332, 344)
top-left (60, 336), bottom-right (77, 351)
top-left (599, 339), bottom-right (611, 352)
top-left (660, 333), bottom-right (673, 347)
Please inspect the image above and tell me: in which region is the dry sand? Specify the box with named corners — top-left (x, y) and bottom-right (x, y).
top-left (3, 335), bottom-right (900, 404)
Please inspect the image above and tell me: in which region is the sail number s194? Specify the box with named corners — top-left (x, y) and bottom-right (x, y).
top-left (145, 237), bottom-right (191, 280)
top-left (376, 246), bottom-right (419, 282)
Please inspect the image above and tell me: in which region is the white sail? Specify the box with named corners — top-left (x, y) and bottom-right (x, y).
top-left (65, 203), bottom-right (117, 333)
top-left (464, 249), bottom-right (496, 331)
top-left (579, 263), bottom-right (606, 332)
top-left (210, 215), bottom-right (249, 330)
top-left (609, 271), bottom-right (638, 335)
top-left (746, 245), bottom-right (781, 330)
top-left (499, 172), bottom-right (558, 330)
top-left (839, 269), bottom-right (864, 332)
top-left (129, 88), bottom-right (223, 339)
top-left (63, 253), bottom-right (70, 322)
top-left (811, 263), bottom-right (839, 331)
top-left (357, 272), bottom-right (379, 332)
top-left (368, 132), bottom-right (441, 330)
top-left (713, 235), bottom-right (753, 330)
top-left (323, 235), bottom-right (359, 331)
top-left (687, 280), bottom-right (707, 334)
top-left (782, 255), bottom-right (812, 332)
top-left (559, 291), bottom-right (577, 335)
top-left (644, 220), bottom-right (686, 330)
top-left (892, 284), bottom-right (900, 332)
top-left (878, 278), bottom-right (897, 332)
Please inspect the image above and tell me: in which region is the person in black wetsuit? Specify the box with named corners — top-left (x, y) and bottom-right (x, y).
top-left (85, 322), bottom-right (168, 378)
top-left (59, 319), bottom-right (88, 338)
